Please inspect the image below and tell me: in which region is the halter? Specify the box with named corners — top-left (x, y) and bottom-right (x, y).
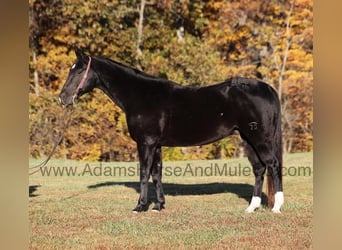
top-left (72, 56), bottom-right (92, 102)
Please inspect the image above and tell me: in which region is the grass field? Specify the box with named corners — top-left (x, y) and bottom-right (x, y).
top-left (29, 152), bottom-right (313, 249)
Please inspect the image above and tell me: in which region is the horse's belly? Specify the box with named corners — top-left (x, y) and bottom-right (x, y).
top-left (161, 119), bottom-right (235, 146)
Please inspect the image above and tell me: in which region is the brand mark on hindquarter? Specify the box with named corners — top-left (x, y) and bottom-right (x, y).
top-left (248, 122), bottom-right (258, 130)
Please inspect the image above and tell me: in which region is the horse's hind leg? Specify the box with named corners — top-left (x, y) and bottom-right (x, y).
top-left (151, 146), bottom-right (165, 212)
top-left (244, 142), bottom-right (266, 213)
top-left (245, 141), bottom-right (284, 213)
top-left (254, 143), bottom-right (283, 213)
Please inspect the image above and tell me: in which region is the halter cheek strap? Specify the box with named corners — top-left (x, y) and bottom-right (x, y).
top-left (72, 56), bottom-right (92, 102)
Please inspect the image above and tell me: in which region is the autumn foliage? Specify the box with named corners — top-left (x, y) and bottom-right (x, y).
top-left (29, 0), bottom-right (313, 161)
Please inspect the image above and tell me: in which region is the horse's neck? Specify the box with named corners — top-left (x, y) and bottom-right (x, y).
top-left (95, 59), bottom-right (140, 113)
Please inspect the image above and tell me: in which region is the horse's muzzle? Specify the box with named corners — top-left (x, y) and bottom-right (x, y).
top-left (59, 92), bottom-right (74, 107)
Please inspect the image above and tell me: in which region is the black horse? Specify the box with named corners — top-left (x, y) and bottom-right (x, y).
top-left (59, 48), bottom-right (284, 213)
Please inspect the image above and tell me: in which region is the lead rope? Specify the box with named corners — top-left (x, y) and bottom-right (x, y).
top-left (30, 56), bottom-right (92, 175)
top-left (29, 107), bottom-right (74, 175)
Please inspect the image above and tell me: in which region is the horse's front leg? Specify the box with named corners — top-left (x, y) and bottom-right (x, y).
top-left (132, 142), bottom-right (156, 213)
top-left (151, 146), bottom-right (165, 212)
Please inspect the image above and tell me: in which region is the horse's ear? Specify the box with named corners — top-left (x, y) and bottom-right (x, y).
top-left (74, 47), bottom-right (87, 62)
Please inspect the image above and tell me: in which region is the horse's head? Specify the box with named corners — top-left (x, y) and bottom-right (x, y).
top-left (59, 48), bottom-right (98, 106)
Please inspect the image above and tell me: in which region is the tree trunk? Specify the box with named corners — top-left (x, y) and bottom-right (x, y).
top-left (275, 1), bottom-right (294, 101)
top-left (33, 50), bottom-right (39, 96)
top-left (136, 0), bottom-right (146, 56)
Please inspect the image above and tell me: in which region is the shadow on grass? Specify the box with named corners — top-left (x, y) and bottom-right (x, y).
top-left (87, 181), bottom-right (268, 205)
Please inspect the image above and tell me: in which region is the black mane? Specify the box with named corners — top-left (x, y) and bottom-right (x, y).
top-left (94, 55), bottom-right (163, 82)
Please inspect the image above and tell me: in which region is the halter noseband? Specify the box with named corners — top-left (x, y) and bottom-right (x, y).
top-left (72, 56), bottom-right (92, 102)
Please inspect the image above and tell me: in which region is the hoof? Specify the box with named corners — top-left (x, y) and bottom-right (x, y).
top-left (271, 208), bottom-right (282, 213)
top-left (245, 207), bottom-right (256, 213)
top-left (245, 196), bottom-right (261, 213)
top-left (151, 203), bottom-right (164, 212)
top-left (132, 204), bottom-right (148, 213)
top-left (272, 192), bottom-right (284, 213)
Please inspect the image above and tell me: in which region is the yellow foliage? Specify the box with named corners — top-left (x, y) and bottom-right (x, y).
top-left (29, 0), bottom-right (313, 160)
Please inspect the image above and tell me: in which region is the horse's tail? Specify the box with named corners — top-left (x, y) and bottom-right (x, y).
top-left (267, 101), bottom-right (282, 208)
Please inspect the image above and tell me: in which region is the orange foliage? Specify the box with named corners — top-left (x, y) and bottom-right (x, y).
top-left (29, 0), bottom-right (313, 161)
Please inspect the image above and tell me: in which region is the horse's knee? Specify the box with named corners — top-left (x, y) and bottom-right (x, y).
top-left (151, 162), bottom-right (162, 179)
top-left (152, 174), bottom-right (160, 183)
top-left (140, 174), bottom-right (150, 185)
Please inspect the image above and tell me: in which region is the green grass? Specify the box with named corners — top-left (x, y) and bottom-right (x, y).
top-left (29, 152), bottom-right (313, 249)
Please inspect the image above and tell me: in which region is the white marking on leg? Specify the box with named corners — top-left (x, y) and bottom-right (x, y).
top-left (272, 191), bottom-right (284, 213)
top-left (245, 196), bottom-right (261, 213)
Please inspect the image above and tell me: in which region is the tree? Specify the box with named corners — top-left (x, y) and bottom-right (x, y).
top-left (29, 0), bottom-right (313, 161)
top-left (136, 0), bottom-right (146, 56)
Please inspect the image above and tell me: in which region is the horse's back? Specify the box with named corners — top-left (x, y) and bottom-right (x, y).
top-left (227, 77), bottom-right (280, 106)
top-left (136, 77), bottom-right (280, 146)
